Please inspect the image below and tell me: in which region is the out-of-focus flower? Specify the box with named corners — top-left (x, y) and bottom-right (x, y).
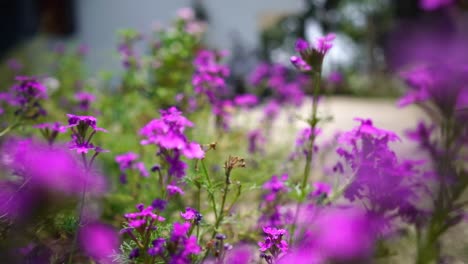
top-left (7, 59), bottom-right (23, 72)
top-left (0, 138), bottom-right (106, 219)
top-left (285, 207), bottom-right (377, 263)
top-left (420, 0), bottom-right (454, 10)
top-left (310, 182), bottom-right (331, 198)
top-left (167, 184), bottom-right (185, 196)
top-left (247, 129), bottom-right (266, 154)
top-left (234, 94), bottom-right (258, 108)
top-left (7, 76), bottom-right (48, 119)
top-left (79, 222), bottom-right (120, 264)
top-left (336, 118), bottom-right (424, 222)
top-left (74, 91), bottom-right (96, 112)
top-left (33, 122), bottom-right (67, 145)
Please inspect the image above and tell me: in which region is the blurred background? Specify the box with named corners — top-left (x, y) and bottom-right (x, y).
top-left (1, 0), bottom-right (467, 97)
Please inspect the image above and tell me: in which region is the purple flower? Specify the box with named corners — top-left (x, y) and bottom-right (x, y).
top-left (225, 245), bottom-right (253, 264)
top-left (234, 94), bottom-right (259, 108)
top-left (115, 152), bottom-right (139, 171)
top-left (247, 129), bottom-right (266, 154)
top-left (74, 91), bottom-right (96, 111)
top-left (290, 56), bottom-right (311, 72)
top-left (140, 107), bottom-right (204, 159)
top-left (336, 119), bottom-right (424, 217)
top-left (180, 207), bottom-right (196, 220)
top-left (167, 184), bottom-right (185, 196)
top-left (328, 71), bottom-right (343, 84)
top-left (180, 207), bottom-right (203, 224)
top-left (148, 238), bottom-right (166, 256)
top-left (2, 138), bottom-right (106, 196)
top-left (308, 208), bottom-right (376, 261)
top-left (263, 100), bottom-right (280, 121)
top-left (263, 174), bottom-right (288, 198)
top-left (295, 38), bottom-right (309, 53)
top-left (315, 33), bottom-right (336, 54)
top-left (420, 0), bottom-right (454, 10)
top-left (151, 199), bottom-right (167, 211)
top-left (176, 7), bottom-right (195, 21)
top-left (258, 226), bottom-right (288, 259)
top-left (66, 114), bottom-right (107, 132)
top-left (135, 162), bottom-right (149, 177)
top-left (33, 122), bottom-right (67, 144)
top-left (79, 222), bottom-right (120, 264)
top-left (290, 34), bottom-right (335, 73)
top-left (7, 59), bottom-right (23, 72)
top-left (77, 43), bottom-right (89, 56)
top-left (171, 222), bottom-right (191, 241)
top-left (310, 182), bottom-right (331, 198)
top-left (8, 76), bottom-right (48, 119)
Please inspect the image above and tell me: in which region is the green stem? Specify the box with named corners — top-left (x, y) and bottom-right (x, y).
top-left (290, 71), bottom-right (322, 245)
top-left (68, 154), bottom-right (89, 264)
top-left (200, 159), bottom-right (218, 220)
top-left (0, 120), bottom-right (21, 137)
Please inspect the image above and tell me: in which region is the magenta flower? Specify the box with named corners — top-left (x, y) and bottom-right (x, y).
top-left (6, 76), bottom-right (48, 119)
top-left (315, 33), bottom-right (336, 54)
top-left (295, 38), bottom-right (309, 53)
top-left (234, 94), bottom-right (259, 108)
top-left (290, 56), bottom-right (311, 72)
top-left (140, 107), bottom-right (204, 158)
top-left (66, 114), bottom-right (107, 132)
top-left (79, 222), bottom-right (120, 264)
top-left (263, 100), bottom-right (280, 121)
top-left (115, 152), bottom-right (139, 171)
top-left (171, 222), bottom-right (191, 241)
top-left (0, 139), bottom-right (107, 220)
top-left (310, 182), bottom-right (331, 198)
top-left (33, 122), bottom-right (67, 145)
top-left (74, 91), bottom-right (96, 111)
top-left (258, 226), bottom-right (288, 260)
top-left (420, 0), bottom-right (454, 10)
top-left (291, 34), bottom-right (335, 73)
top-left (167, 184), bottom-right (184, 196)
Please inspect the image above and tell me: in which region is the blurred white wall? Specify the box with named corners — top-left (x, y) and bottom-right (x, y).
top-left (76, 0), bottom-right (302, 72)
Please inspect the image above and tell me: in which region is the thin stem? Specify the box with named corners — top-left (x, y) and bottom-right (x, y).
top-left (0, 120), bottom-right (20, 137)
top-left (290, 71), bottom-right (322, 245)
top-left (201, 159), bottom-right (218, 220)
top-left (68, 154), bottom-right (89, 264)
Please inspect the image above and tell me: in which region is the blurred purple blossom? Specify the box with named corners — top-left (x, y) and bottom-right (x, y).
top-left (79, 222), bottom-right (120, 264)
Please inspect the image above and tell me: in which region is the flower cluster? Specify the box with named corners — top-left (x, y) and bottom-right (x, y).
top-left (399, 64), bottom-right (468, 120)
top-left (249, 63), bottom-right (306, 108)
top-left (336, 118), bottom-right (424, 220)
top-left (247, 129), bottom-right (266, 154)
top-left (419, 0), bottom-right (454, 10)
top-left (258, 226), bottom-right (288, 263)
top-left (180, 207), bottom-right (203, 225)
top-left (74, 91), bottom-right (96, 112)
top-left (140, 107), bottom-right (203, 179)
top-left (115, 152), bottom-right (149, 183)
top-left (66, 114), bottom-right (107, 154)
top-left (117, 30), bottom-right (142, 69)
top-left (259, 174), bottom-right (291, 229)
top-left (33, 122), bottom-right (67, 145)
top-left (290, 34), bottom-right (335, 73)
top-left (283, 207), bottom-right (377, 263)
top-left (192, 49), bottom-right (233, 130)
top-left (1, 76), bottom-right (48, 119)
top-left (79, 222), bottom-right (120, 264)
top-left (0, 138), bottom-right (106, 220)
